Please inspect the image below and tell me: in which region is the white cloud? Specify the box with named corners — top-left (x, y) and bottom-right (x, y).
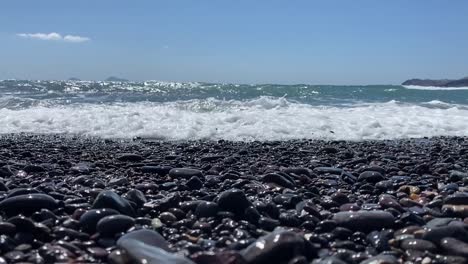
top-left (16, 32), bottom-right (90, 43)
top-left (63, 35), bottom-right (90, 43)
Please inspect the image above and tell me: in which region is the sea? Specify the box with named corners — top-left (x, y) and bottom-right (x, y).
top-left (1, 79), bottom-right (468, 141)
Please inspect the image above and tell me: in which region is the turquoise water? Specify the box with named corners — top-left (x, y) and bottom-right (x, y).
top-left (1, 80), bottom-right (468, 108)
top-left (0, 80), bottom-right (467, 140)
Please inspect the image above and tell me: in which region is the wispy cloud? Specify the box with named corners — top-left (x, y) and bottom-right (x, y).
top-left (16, 32), bottom-right (90, 43)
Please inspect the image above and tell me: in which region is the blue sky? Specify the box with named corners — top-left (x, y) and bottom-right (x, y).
top-left (1, 0), bottom-right (467, 84)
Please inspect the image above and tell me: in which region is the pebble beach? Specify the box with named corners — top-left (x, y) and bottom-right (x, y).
top-left (0, 134), bottom-right (467, 263)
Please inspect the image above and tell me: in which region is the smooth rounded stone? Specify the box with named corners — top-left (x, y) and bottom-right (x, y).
top-left (400, 238), bottom-right (436, 251)
top-left (108, 177), bottom-right (129, 187)
top-left (314, 167), bottom-right (343, 175)
top-left (7, 216), bottom-right (35, 232)
top-left (117, 153), bottom-right (144, 162)
top-left (425, 218), bottom-right (458, 228)
top-left (332, 211), bottom-right (395, 232)
top-left (378, 195), bottom-right (404, 212)
top-left (200, 155), bottom-right (225, 162)
top-left (366, 230), bottom-right (392, 252)
top-left (195, 201), bottom-right (219, 218)
top-left (190, 250), bottom-right (247, 264)
top-left (241, 231), bottom-right (315, 264)
top-left (421, 224), bottom-right (468, 243)
top-left (87, 247), bottom-right (108, 258)
top-left (313, 256), bottom-right (347, 264)
top-left (361, 166), bottom-right (385, 175)
top-left (375, 181), bottom-right (392, 191)
top-left (108, 249), bottom-right (130, 264)
top-left (258, 217), bottom-right (280, 231)
top-left (0, 181), bottom-right (8, 192)
top-left (141, 165), bottom-right (173, 175)
top-left (358, 171), bottom-right (385, 183)
top-left (23, 164), bottom-right (46, 173)
top-left (92, 190), bottom-right (135, 216)
top-left (0, 193), bottom-right (58, 215)
top-left (244, 206), bottom-right (261, 224)
top-left (360, 254), bottom-right (399, 264)
top-left (0, 167), bottom-right (13, 177)
top-left (186, 176), bottom-right (204, 190)
top-left (4, 250), bottom-right (25, 262)
top-left (262, 173), bottom-right (295, 189)
top-left (79, 208), bottom-right (119, 232)
top-left (159, 212), bottom-right (177, 224)
top-left (450, 170), bottom-right (468, 181)
top-left (97, 215), bottom-right (135, 236)
top-left (441, 237), bottom-right (468, 258)
top-left (123, 189), bottom-right (147, 206)
top-left (444, 192), bottom-right (468, 205)
top-left (169, 168), bottom-right (203, 179)
top-left (0, 222), bottom-right (16, 235)
top-left (117, 229), bottom-right (195, 264)
top-left (283, 167), bottom-right (311, 177)
top-left (217, 189), bottom-right (251, 215)
top-left (330, 192), bottom-right (350, 205)
top-left (339, 203), bottom-right (361, 212)
top-left (442, 204), bottom-right (468, 217)
top-left (279, 212), bottom-right (301, 227)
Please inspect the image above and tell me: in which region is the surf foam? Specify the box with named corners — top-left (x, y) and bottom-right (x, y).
top-left (0, 98), bottom-right (467, 141)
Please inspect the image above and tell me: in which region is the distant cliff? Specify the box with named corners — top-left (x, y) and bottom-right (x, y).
top-left (402, 77), bottom-right (468, 87)
top-left (105, 76), bottom-right (129, 82)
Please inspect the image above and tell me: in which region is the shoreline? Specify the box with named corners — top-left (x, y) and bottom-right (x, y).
top-left (0, 134), bottom-right (467, 263)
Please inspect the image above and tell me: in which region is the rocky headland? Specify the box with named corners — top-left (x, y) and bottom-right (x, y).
top-left (402, 77), bottom-right (468, 87)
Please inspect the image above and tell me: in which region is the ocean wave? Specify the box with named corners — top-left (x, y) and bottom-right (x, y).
top-left (0, 98), bottom-right (467, 141)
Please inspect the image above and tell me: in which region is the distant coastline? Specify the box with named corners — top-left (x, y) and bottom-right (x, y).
top-left (402, 77), bottom-right (468, 87)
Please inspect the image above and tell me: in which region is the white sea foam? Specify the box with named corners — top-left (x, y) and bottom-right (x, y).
top-left (403, 85), bottom-right (468, 90)
top-left (0, 98), bottom-right (467, 141)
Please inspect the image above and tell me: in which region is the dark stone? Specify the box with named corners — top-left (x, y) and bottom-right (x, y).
top-left (169, 168), bottom-right (203, 179)
top-left (400, 239), bottom-right (437, 251)
top-left (358, 171), bottom-right (385, 183)
top-left (0, 222), bottom-right (16, 235)
top-left (108, 177), bottom-right (129, 187)
top-left (244, 206), bottom-right (261, 224)
top-left (422, 224), bottom-right (468, 243)
top-left (195, 201), bottom-right (219, 218)
top-left (332, 211), bottom-right (395, 232)
top-left (123, 189), bottom-right (147, 207)
top-left (159, 212), bottom-right (177, 224)
top-left (444, 192), bottom-right (468, 205)
top-left (97, 215), bottom-right (135, 236)
top-left (360, 254), bottom-right (399, 264)
top-left (190, 250), bottom-right (247, 264)
top-left (186, 176), bottom-right (204, 190)
top-left (262, 173), bottom-right (295, 189)
top-left (217, 189), bottom-right (251, 215)
top-left (0, 167), bottom-right (13, 177)
top-left (117, 153), bottom-right (144, 162)
top-left (79, 208), bottom-right (119, 233)
top-left (314, 167), bottom-right (343, 175)
top-left (141, 166), bottom-right (172, 175)
top-left (23, 164), bottom-right (46, 173)
top-left (440, 237), bottom-right (468, 258)
top-left (92, 190), bottom-right (135, 216)
top-left (241, 231), bottom-right (315, 264)
top-left (117, 229), bottom-right (195, 264)
top-left (0, 194), bottom-right (58, 215)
